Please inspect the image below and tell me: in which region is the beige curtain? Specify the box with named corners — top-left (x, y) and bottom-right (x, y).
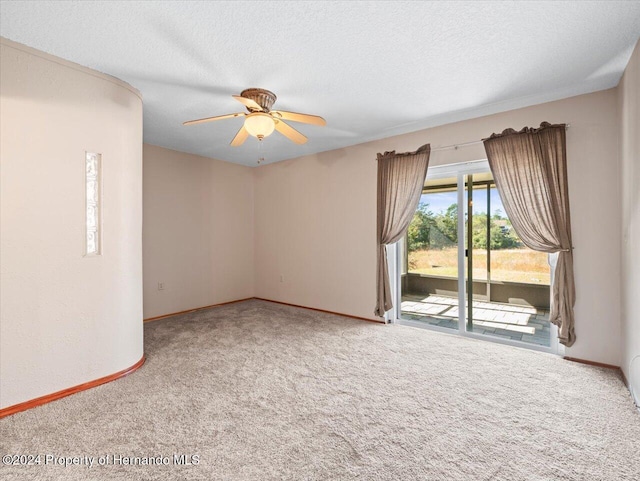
top-left (483, 122), bottom-right (575, 346)
top-left (375, 144), bottom-right (430, 318)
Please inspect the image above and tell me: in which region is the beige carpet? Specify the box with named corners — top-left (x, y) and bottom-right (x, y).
top-left (1, 299), bottom-right (639, 480)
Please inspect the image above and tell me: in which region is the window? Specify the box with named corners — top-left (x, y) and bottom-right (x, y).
top-left (85, 152), bottom-right (101, 256)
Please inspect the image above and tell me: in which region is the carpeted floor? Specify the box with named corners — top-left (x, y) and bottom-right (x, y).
top-left (1, 299), bottom-right (639, 480)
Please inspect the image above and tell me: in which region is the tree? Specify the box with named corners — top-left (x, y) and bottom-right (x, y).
top-left (434, 204), bottom-right (457, 246)
top-left (470, 212), bottom-right (522, 249)
top-left (407, 203), bottom-right (435, 252)
top-left (407, 201), bottom-right (522, 255)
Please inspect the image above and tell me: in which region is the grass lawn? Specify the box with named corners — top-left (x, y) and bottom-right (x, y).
top-left (408, 247), bottom-right (551, 285)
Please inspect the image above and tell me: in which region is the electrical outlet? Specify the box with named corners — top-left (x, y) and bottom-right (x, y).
top-left (158, 282), bottom-right (165, 290)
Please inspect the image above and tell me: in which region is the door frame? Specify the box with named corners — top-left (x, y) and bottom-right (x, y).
top-left (392, 160), bottom-right (562, 356)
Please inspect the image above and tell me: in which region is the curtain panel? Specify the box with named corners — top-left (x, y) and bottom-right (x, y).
top-left (375, 144), bottom-right (430, 318)
top-left (483, 122), bottom-right (575, 346)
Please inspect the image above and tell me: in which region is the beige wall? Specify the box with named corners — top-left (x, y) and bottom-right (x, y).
top-left (253, 146), bottom-right (377, 319)
top-left (619, 40), bottom-right (640, 401)
top-left (254, 89), bottom-right (622, 366)
top-left (142, 144), bottom-right (254, 319)
top-left (0, 39), bottom-right (143, 408)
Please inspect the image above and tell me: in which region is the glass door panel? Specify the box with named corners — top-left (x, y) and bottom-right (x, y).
top-left (400, 176), bottom-right (460, 330)
top-left (464, 171), bottom-right (552, 348)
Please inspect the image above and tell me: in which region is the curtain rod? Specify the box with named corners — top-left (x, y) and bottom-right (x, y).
top-left (431, 124), bottom-right (571, 153)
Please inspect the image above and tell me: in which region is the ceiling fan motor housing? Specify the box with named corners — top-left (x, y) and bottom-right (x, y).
top-left (241, 88), bottom-right (277, 111)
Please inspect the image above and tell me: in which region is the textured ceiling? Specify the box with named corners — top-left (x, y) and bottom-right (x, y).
top-left (1, 1), bottom-right (639, 166)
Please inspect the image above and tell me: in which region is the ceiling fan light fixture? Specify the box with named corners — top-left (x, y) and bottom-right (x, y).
top-left (244, 112), bottom-right (275, 139)
top-left (183, 88), bottom-right (324, 147)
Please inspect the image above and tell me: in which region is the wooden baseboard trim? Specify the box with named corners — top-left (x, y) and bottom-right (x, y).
top-left (143, 297), bottom-right (254, 322)
top-left (144, 297), bottom-right (383, 325)
top-left (563, 356), bottom-right (620, 370)
top-left (254, 297), bottom-right (383, 324)
top-left (0, 355), bottom-right (146, 419)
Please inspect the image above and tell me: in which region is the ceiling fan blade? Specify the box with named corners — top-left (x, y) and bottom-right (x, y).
top-left (230, 125), bottom-right (250, 146)
top-left (183, 112), bottom-right (244, 126)
top-left (273, 111), bottom-right (326, 126)
top-left (232, 95), bottom-right (263, 111)
top-left (274, 120), bottom-right (308, 144)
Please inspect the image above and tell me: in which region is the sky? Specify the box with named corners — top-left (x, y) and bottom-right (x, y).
top-left (419, 187), bottom-right (506, 217)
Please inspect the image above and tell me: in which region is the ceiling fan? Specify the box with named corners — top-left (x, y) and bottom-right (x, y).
top-left (183, 88), bottom-right (326, 146)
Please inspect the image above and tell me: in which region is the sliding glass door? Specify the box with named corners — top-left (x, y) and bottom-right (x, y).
top-left (398, 161), bottom-right (558, 354)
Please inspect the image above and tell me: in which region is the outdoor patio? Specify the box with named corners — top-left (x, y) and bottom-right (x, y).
top-left (401, 294), bottom-right (551, 347)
